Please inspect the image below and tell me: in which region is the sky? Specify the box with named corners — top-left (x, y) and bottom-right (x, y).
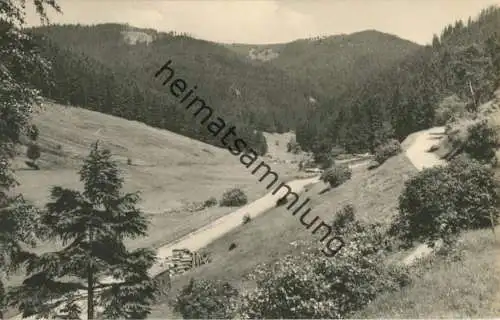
top-left (25, 0), bottom-right (500, 45)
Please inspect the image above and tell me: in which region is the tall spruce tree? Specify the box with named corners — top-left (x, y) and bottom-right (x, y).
top-left (7, 142), bottom-right (157, 319)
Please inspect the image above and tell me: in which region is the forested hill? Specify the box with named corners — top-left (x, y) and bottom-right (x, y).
top-left (28, 23), bottom-right (320, 154)
top-left (226, 30), bottom-right (422, 99)
top-left (296, 6), bottom-right (500, 154)
top-left (27, 23), bottom-right (423, 155)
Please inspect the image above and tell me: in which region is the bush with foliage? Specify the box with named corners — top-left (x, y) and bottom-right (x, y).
top-left (287, 137), bottom-right (301, 154)
top-left (463, 119), bottom-right (498, 163)
top-left (391, 156), bottom-right (499, 247)
top-left (204, 197), bottom-right (217, 208)
top-left (313, 151), bottom-right (333, 169)
top-left (238, 205), bottom-right (409, 319)
top-left (26, 143), bottom-right (41, 161)
top-left (242, 214), bottom-right (251, 225)
top-left (434, 95), bottom-right (468, 125)
top-left (320, 164), bottom-right (352, 188)
top-left (374, 139), bottom-right (402, 164)
top-left (174, 279), bottom-right (239, 319)
top-left (372, 122), bottom-right (396, 150)
top-left (331, 204), bottom-right (356, 233)
top-left (27, 124), bottom-right (39, 141)
top-left (25, 143), bottom-right (41, 170)
top-left (220, 188), bottom-right (248, 207)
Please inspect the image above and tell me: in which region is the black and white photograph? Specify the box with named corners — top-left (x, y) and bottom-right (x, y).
top-left (1, 0), bottom-right (500, 318)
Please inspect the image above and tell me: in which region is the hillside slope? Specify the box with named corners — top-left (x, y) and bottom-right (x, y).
top-left (294, 6), bottom-right (500, 154)
top-left (151, 127), bottom-right (499, 318)
top-left (27, 25), bottom-right (422, 156)
top-left (10, 102), bottom-right (306, 268)
top-left (29, 24), bottom-right (316, 137)
top-left (14, 102), bottom-right (306, 211)
top-left (226, 30), bottom-right (421, 98)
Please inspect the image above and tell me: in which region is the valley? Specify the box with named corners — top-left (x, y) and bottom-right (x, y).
top-left (2, 1), bottom-right (500, 319)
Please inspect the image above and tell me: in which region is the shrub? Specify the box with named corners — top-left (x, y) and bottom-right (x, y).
top-left (174, 279), bottom-right (239, 319)
top-left (292, 145), bottom-right (302, 154)
top-left (373, 122), bottom-right (396, 148)
top-left (239, 207), bottom-right (409, 319)
top-left (242, 214), bottom-right (251, 225)
top-left (391, 156), bottom-right (499, 247)
top-left (434, 95), bottom-right (468, 125)
top-left (374, 139), bottom-right (401, 164)
top-left (26, 143), bottom-right (41, 161)
top-left (463, 119), bottom-right (497, 163)
top-left (204, 197), bottom-right (217, 208)
top-left (331, 204), bottom-right (356, 234)
top-left (320, 164), bottom-right (352, 188)
top-left (313, 151), bottom-right (333, 169)
top-left (27, 124), bottom-right (39, 141)
top-left (26, 143), bottom-right (41, 170)
top-left (220, 188), bottom-right (248, 207)
top-left (287, 138), bottom-right (301, 154)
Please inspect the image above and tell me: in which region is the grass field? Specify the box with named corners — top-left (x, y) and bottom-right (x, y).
top-left (14, 103), bottom-right (301, 210)
top-left (5, 102), bottom-right (302, 289)
top-left (354, 226), bottom-right (500, 318)
top-left (9, 102), bottom-right (500, 319)
top-left (150, 150), bottom-right (500, 318)
top-left (149, 154), bottom-right (417, 318)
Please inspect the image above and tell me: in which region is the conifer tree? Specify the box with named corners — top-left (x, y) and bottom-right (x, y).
top-left (7, 142), bottom-right (158, 319)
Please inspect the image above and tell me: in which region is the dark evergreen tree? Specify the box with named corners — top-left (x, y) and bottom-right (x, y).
top-left (8, 142), bottom-right (158, 319)
top-left (296, 5), bottom-right (500, 154)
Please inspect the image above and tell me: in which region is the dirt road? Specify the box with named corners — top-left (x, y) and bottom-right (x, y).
top-left (8, 173), bottom-right (323, 320)
top-left (9, 160), bottom-right (375, 319)
top-left (5, 158), bottom-right (388, 319)
top-left (151, 175), bottom-right (320, 275)
top-left (404, 126), bottom-right (446, 170)
top-left (9, 131), bottom-right (437, 319)
top-left (401, 126), bottom-right (446, 265)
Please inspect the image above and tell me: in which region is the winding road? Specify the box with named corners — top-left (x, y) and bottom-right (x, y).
top-left (402, 126), bottom-right (446, 265)
top-left (8, 171), bottom-right (324, 319)
top-left (8, 128), bottom-right (444, 319)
